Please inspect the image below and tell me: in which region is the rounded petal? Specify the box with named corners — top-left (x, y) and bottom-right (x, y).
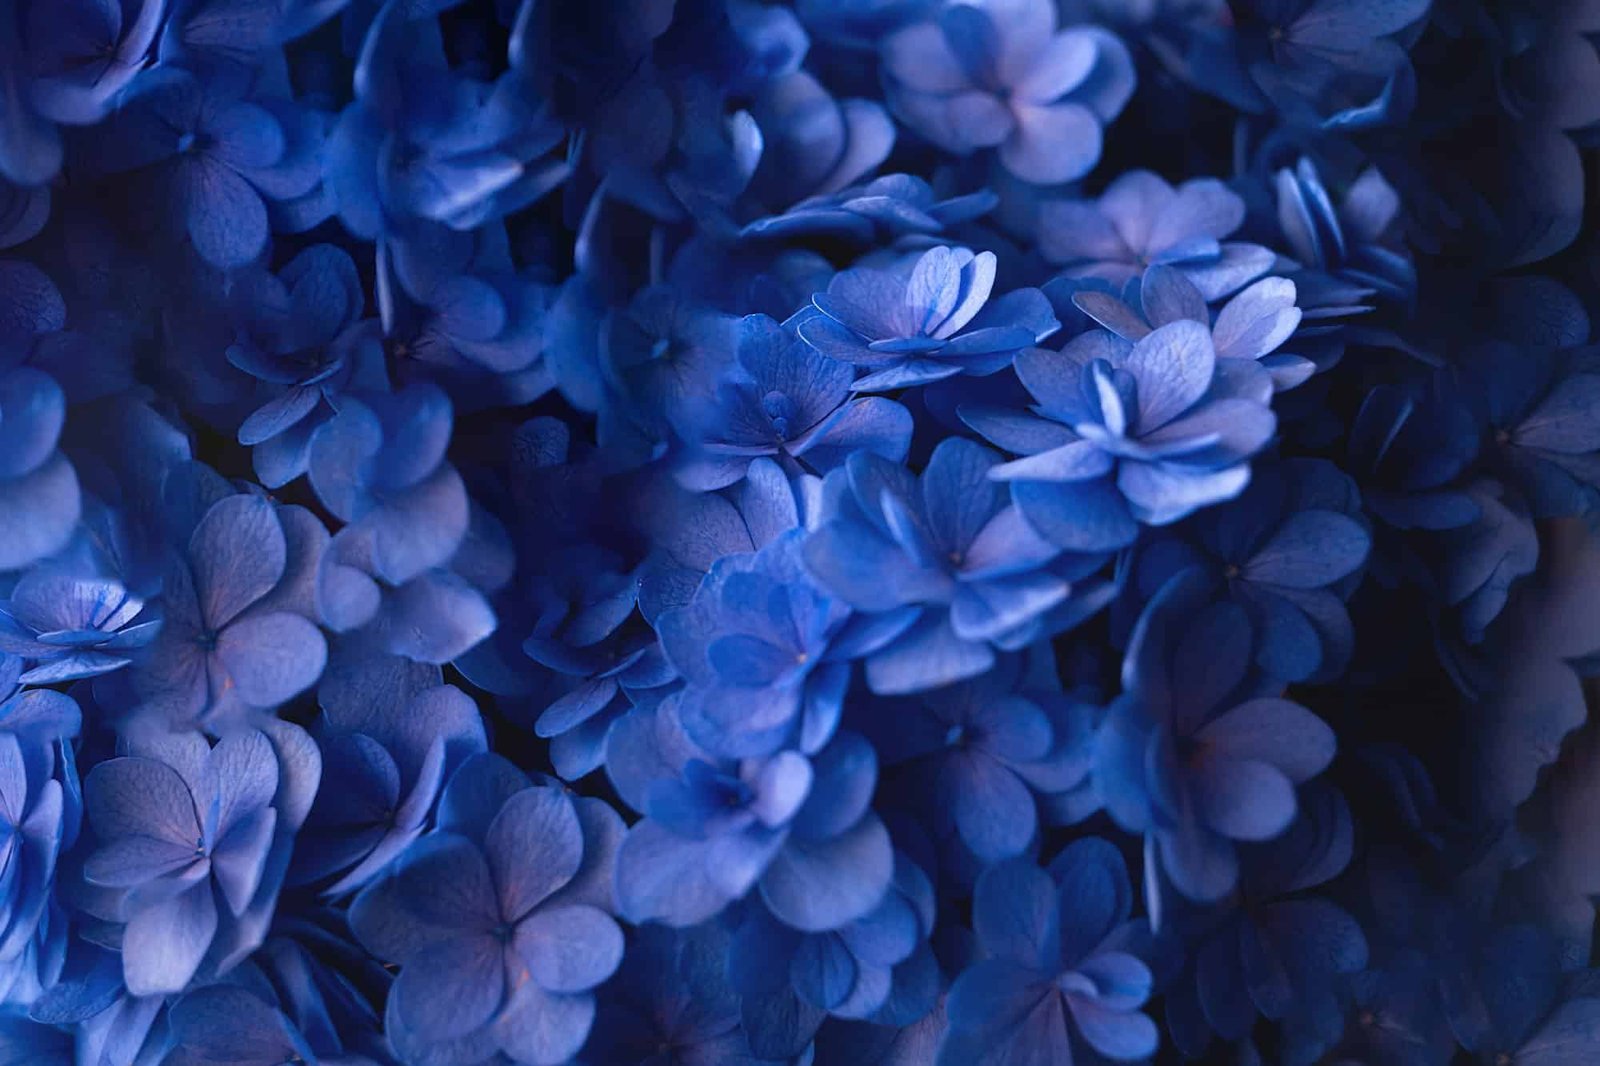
top-left (122, 882), bottom-right (218, 997)
top-left (760, 815), bottom-right (894, 932)
top-left (486, 786), bottom-right (583, 920)
top-left (999, 102), bottom-right (1101, 185)
top-left (392, 934), bottom-right (505, 1042)
top-left (0, 454), bottom-right (80, 571)
top-left (213, 612), bottom-right (326, 708)
top-left (513, 904), bottom-right (623, 993)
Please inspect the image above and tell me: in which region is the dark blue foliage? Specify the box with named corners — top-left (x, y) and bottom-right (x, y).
top-left (0, 0), bottom-right (1598, 1062)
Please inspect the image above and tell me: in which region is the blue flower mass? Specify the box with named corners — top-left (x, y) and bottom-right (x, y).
top-left (4, 0), bottom-right (1600, 1063)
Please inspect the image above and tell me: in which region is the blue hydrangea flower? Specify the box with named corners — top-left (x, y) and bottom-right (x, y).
top-left (968, 319), bottom-right (1278, 551)
top-left (577, 283), bottom-right (740, 449)
top-left (1, 0), bottom-right (166, 187)
top-left (939, 838), bottom-right (1158, 1064)
top-left (326, 3), bottom-right (567, 239)
top-left (880, 0), bottom-right (1135, 184)
top-left (729, 859), bottom-right (939, 1042)
top-left (1348, 374), bottom-right (1483, 531)
top-left (0, 573), bottom-right (158, 684)
top-left (1071, 264), bottom-right (1314, 391)
top-left (795, 245), bottom-right (1059, 390)
top-left (1131, 458), bottom-right (1370, 682)
top-left (660, 530), bottom-right (911, 758)
top-left (861, 659), bottom-right (1097, 862)
top-left (611, 713), bottom-right (894, 932)
top-left (225, 244), bottom-right (383, 488)
top-left (804, 439), bottom-right (1112, 694)
top-left (309, 384), bottom-right (467, 586)
top-left (0, 264), bottom-right (80, 571)
top-left (674, 312), bottom-right (913, 489)
top-left (521, 543), bottom-right (674, 781)
top-left (555, 59), bottom-right (761, 229)
top-left (133, 492), bottom-right (327, 731)
top-left (78, 725), bottom-right (320, 996)
top-left (292, 654), bottom-right (486, 895)
top-left (1458, 340), bottom-right (1600, 521)
top-left (636, 457), bottom-right (816, 623)
top-left (1096, 570), bottom-right (1336, 907)
top-left (81, 65), bottom-right (324, 267)
top-left (1188, 0), bottom-right (1431, 130)
top-left (1040, 170), bottom-right (1274, 300)
top-left (15, 0), bottom-right (165, 128)
top-left (381, 220), bottom-right (557, 389)
top-left (308, 384), bottom-right (498, 664)
top-left (744, 71), bottom-right (895, 218)
top-left (350, 753), bottom-right (623, 1066)
top-left (2, 348), bottom-right (98, 553)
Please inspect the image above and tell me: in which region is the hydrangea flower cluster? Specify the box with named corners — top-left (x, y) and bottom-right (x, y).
top-left (1, 0), bottom-right (1599, 1063)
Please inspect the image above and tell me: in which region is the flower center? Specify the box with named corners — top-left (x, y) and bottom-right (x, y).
top-left (761, 392), bottom-right (798, 441)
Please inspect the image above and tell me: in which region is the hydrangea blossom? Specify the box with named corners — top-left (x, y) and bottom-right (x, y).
top-left (804, 439), bottom-right (1111, 693)
top-left (1131, 458), bottom-right (1370, 682)
top-left (939, 839), bottom-right (1158, 1064)
top-left (861, 659), bottom-right (1097, 862)
top-left (673, 313), bottom-right (913, 489)
top-left (350, 754), bottom-right (623, 1066)
top-left (1039, 170), bottom-right (1274, 300)
top-left (292, 655), bottom-right (486, 895)
top-left (612, 712), bottom-right (894, 933)
top-left (80, 65), bottom-right (324, 267)
top-left (133, 491), bottom-right (327, 731)
top-left (880, 0), bottom-right (1134, 184)
top-left (0, 683), bottom-right (79, 1008)
top-left (969, 319), bottom-right (1278, 551)
top-left (0, 574), bottom-right (157, 684)
top-left (795, 245), bottom-right (1058, 390)
top-left (78, 726), bottom-right (319, 996)
top-left (225, 244), bottom-right (383, 488)
top-left (1096, 570), bottom-right (1336, 907)
top-left (660, 531), bottom-right (909, 757)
